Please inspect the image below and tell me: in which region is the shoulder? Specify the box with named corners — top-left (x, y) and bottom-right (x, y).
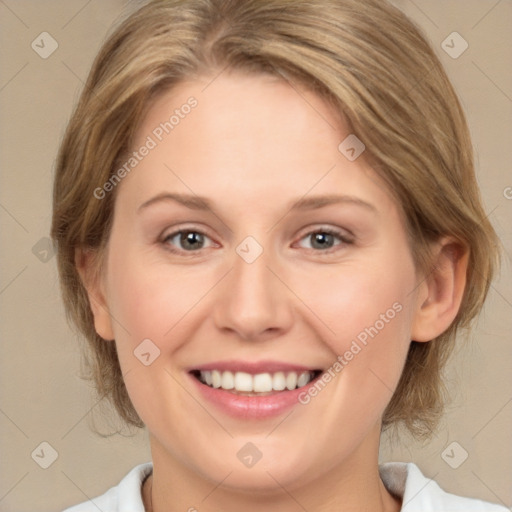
top-left (61, 462), bottom-right (153, 512)
top-left (380, 462), bottom-right (509, 511)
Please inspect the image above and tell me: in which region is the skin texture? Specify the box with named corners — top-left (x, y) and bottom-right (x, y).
top-left (79, 71), bottom-right (468, 512)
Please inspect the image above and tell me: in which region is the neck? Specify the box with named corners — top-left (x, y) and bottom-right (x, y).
top-left (144, 427), bottom-right (401, 512)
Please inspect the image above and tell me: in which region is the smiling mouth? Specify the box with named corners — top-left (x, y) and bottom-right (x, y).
top-left (190, 369), bottom-right (323, 396)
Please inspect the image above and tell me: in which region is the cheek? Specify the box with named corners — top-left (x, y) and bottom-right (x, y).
top-left (104, 244), bottom-right (220, 370)
top-left (302, 255), bottom-right (416, 352)
top-left (295, 252), bottom-right (417, 414)
top-left (105, 235), bottom-right (160, 319)
top-left (103, 246), bottom-right (178, 353)
top-left (103, 249), bottom-right (193, 423)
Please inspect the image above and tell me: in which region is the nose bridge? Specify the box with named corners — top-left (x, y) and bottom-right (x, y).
top-left (212, 238), bottom-right (292, 340)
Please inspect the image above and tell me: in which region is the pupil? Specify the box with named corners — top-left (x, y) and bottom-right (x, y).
top-left (313, 232), bottom-right (333, 249)
top-left (182, 232), bottom-right (202, 250)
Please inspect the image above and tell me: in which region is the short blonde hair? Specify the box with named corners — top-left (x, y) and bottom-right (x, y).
top-left (51, 0), bottom-right (500, 438)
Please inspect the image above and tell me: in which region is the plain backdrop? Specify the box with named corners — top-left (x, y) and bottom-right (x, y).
top-left (0, 1), bottom-right (511, 511)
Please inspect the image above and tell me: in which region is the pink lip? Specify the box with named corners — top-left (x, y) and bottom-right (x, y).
top-left (188, 359), bottom-right (319, 375)
top-left (186, 364), bottom-right (323, 420)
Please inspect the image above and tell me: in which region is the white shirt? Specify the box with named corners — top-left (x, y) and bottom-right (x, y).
top-left (62, 462), bottom-right (508, 511)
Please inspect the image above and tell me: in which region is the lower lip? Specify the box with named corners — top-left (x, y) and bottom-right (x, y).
top-left (187, 372), bottom-right (321, 419)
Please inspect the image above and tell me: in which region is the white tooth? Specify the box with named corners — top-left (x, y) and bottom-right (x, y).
top-left (212, 370), bottom-right (222, 388)
top-left (253, 373), bottom-right (273, 392)
top-left (234, 372), bottom-right (253, 392)
top-left (221, 371), bottom-right (234, 390)
top-left (206, 370), bottom-right (312, 392)
top-left (297, 372), bottom-right (310, 387)
top-left (272, 372), bottom-right (286, 391)
top-left (201, 371), bottom-right (212, 386)
top-left (286, 372), bottom-right (298, 390)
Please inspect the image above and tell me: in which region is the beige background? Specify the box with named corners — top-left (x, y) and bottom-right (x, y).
top-left (0, 1), bottom-right (510, 511)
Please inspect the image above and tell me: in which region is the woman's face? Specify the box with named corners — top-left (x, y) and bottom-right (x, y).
top-left (93, 71), bottom-right (425, 491)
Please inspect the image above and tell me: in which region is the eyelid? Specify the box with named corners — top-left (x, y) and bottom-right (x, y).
top-left (293, 225), bottom-right (354, 254)
top-left (296, 224), bottom-right (354, 242)
top-left (160, 225), bottom-right (217, 255)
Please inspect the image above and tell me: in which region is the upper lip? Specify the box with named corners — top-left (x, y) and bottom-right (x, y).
top-left (188, 360), bottom-right (322, 375)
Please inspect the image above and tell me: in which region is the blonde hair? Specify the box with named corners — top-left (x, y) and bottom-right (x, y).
top-left (51, 0), bottom-right (500, 438)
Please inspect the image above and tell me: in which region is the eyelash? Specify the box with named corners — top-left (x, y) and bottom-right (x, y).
top-left (160, 226), bottom-right (353, 257)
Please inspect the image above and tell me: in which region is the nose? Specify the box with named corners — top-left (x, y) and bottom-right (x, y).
top-left (212, 245), bottom-right (294, 342)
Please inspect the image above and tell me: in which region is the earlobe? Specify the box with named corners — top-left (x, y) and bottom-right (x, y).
top-left (411, 238), bottom-right (469, 342)
top-left (75, 248), bottom-right (115, 341)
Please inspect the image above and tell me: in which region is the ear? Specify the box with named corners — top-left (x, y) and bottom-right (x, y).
top-left (75, 248), bottom-right (115, 341)
top-left (411, 237), bottom-right (469, 342)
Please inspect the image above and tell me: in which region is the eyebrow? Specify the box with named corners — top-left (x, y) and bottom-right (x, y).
top-left (137, 192), bottom-right (377, 214)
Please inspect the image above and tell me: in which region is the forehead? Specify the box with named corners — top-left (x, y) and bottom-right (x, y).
top-left (118, 71), bottom-right (399, 221)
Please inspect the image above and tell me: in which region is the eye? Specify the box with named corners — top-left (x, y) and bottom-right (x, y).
top-left (160, 226), bottom-right (352, 256)
top-left (162, 229), bottom-right (215, 254)
top-left (296, 227), bottom-right (352, 253)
